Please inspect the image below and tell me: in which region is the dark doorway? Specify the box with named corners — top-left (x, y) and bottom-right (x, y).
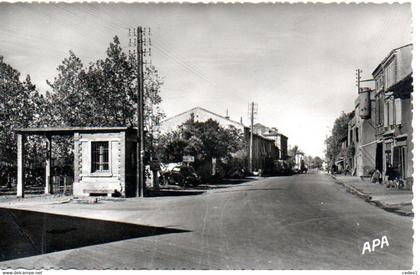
top-left (375, 142), bottom-right (383, 172)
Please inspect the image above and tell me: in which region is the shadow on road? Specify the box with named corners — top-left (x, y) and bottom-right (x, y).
top-left (194, 177), bottom-right (258, 190)
top-left (145, 190), bottom-right (205, 197)
top-left (0, 208), bottom-right (189, 262)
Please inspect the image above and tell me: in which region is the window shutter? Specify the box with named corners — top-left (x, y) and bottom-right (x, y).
top-left (389, 100), bottom-right (394, 125)
top-left (384, 101), bottom-right (389, 127)
top-left (395, 98), bottom-right (402, 125)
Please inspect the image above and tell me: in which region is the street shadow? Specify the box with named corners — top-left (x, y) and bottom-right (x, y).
top-left (0, 208), bottom-right (189, 262)
top-left (214, 187), bottom-right (288, 194)
top-left (145, 190), bottom-right (205, 197)
top-left (193, 177), bottom-right (258, 190)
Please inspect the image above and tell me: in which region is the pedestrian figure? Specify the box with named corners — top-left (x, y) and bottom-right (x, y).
top-left (371, 170), bottom-right (382, 184)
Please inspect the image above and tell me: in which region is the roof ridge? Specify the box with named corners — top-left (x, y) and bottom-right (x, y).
top-left (160, 106), bottom-right (244, 128)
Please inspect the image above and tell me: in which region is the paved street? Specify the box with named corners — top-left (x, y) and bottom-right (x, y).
top-left (0, 172), bottom-right (413, 269)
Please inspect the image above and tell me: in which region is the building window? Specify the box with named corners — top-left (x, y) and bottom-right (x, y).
top-left (388, 100), bottom-right (394, 126)
top-left (91, 141), bottom-right (109, 172)
top-left (375, 74), bottom-right (384, 92)
top-left (355, 128), bottom-right (359, 143)
top-left (384, 100), bottom-right (390, 128)
top-left (385, 58), bottom-right (397, 90)
top-left (395, 98), bottom-right (402, 125)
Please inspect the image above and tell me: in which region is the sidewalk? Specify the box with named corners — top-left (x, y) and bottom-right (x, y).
top-left (331, 174), bottom-right (413, 216)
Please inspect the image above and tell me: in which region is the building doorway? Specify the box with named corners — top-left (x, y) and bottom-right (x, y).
top-left (375, 142), bottom-right (383, 173)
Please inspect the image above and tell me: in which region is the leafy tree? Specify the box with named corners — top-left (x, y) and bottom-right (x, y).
top-left (46, 36), bottom-right (164, 129)
top-left (313, 156), bottom-right (324, 169)
top-left (287, 145), bottom-right (304, 167)
top-left (158, 116), bottom-right (245, 164)
top-left (0, 56), bottom-right (47, 186)
top-left (325, 111), bottom-right (354, 163)
top-left (45, 36), bottom-right (165, 166)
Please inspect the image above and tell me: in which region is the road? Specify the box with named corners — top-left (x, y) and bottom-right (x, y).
top-left (0, 172), bottom-right (413, 269)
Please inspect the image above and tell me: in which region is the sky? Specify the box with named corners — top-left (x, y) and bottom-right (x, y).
top-left (0, 2), bottom-right (413, 157)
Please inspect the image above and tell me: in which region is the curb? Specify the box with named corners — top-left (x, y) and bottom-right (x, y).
top-left (329, 174), bottom-right (413, 217)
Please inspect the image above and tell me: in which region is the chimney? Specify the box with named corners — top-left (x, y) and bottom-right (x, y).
top-left (225, 109), bottom-right (230, 120)
top-left (240, 116), bottom-right (243, 125)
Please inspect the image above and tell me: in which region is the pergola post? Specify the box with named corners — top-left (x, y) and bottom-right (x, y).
top-left (44, 135), bottom-right (52, 194)
top-left (17, 133), bottom-right (25, 198)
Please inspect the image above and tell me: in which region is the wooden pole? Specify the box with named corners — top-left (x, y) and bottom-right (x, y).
top-left (136, 26), bottom-right (145, 198)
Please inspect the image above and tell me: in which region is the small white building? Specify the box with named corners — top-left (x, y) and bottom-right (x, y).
top-left (14, 127), bottom-right (139, 198)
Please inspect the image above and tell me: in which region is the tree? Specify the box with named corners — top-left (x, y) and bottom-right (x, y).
top-left (325, 111), bottom-right (353, 163)
top-left (158, 116), bottom-right (245, 164)
top-left (0, 56), bottom-right (47, 185)
top-left (45, 36), bottom-right (165, 167)
top-left (313, 156), bottom-right (324, 169)
top-left (46, 36), bottom-right (164, 129)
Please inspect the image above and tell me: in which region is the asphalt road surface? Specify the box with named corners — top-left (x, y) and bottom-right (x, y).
top-left (0, 172), bottom-right (413, 269)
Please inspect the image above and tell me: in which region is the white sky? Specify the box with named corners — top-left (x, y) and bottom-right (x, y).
top-left (0, 2), bottom-right (412, 157)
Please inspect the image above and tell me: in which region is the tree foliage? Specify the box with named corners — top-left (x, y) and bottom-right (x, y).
top-left (158, 115), bottom-right (245, 164)
top-left (0, 56), bottom-right (48, 184)
top-left (0, 35), bottom-right (165, 185)
top-left (46, 36), bottom-right (164, 129)
top-left (325, 111), bottom-right (353, 162)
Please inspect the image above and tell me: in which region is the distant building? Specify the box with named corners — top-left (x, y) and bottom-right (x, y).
top-left (253, 123), bottom-right (288, 160)
top-left (372, 44), bottom-right (413, 182)
top-left (158, 107), bottom-right (279, 171)
top-left (159, 107), bottom-right (244, 135)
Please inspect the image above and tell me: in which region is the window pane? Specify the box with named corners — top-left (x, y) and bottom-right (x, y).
top-left (91, 141), bottom-right (109, 172)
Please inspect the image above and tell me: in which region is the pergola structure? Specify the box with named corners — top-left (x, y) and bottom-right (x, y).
top-left (14, 127), bottom-right (137, 198)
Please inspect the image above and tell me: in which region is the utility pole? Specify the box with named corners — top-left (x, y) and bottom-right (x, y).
top-left (136, 26), bottom-right (145, 198)
top-left (356, 68), bottom-right (375, 94)
top-left (356, 68), bottom-right (362, 94)
top-left (129, 26), bottom-right (153, 197)
top-left (248, 102), bottom-right (257, 173)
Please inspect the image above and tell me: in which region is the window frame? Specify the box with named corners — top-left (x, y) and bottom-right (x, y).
top-left (91, 141), bottom-right (110, 173)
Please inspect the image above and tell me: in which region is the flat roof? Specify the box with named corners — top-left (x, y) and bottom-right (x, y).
top-left (14, 126), bottom-right (137, 135)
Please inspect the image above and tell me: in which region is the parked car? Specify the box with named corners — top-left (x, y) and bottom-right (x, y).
top-left (161, 165), bottom-right (200, 187)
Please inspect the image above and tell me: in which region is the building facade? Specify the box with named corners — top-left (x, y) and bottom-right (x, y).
top-left (372, 44), bottom-right (413, 183)
top-left (253, 123), bottom-right (288, 160)
top-left (338, 44), bottom-right (413, 184)
top-left (348, 88), bottom-right (377, 176)
top-left (73, 129), bottom-right (138, 197)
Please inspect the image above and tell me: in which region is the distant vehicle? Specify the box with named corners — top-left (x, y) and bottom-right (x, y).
top-left (161, 165), bottom-right (200, 187)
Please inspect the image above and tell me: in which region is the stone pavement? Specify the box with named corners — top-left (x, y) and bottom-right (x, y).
top-left (331, 174), bottom-right (413, 216)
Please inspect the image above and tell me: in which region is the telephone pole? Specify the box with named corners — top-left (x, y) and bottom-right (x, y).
top-left (248, 102), bottom-right (257, 173)
top-left (356, 68), bottom-right (361, 93)
top-left (129, 26), bottom-right (152, 197)
top-left (356, 68), bottom-right (374, 94)
top-left (136, 26), bottom-right (145, 198)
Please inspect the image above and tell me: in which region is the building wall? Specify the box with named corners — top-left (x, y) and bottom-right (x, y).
top-left (372, 44), bottom-right (413, 180)
top-left (252, 123), bottom-right (288, 160)
top-left (73, 131), bottom-right (126, 197)
top-left (159, 107), bottom-right (244, 134)
top-left (349, 90), bottom-right (376, 177)
top-left (280, 134), bottom-right (288, 160)
top-left (244, 127), bottom-right (278, 171)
